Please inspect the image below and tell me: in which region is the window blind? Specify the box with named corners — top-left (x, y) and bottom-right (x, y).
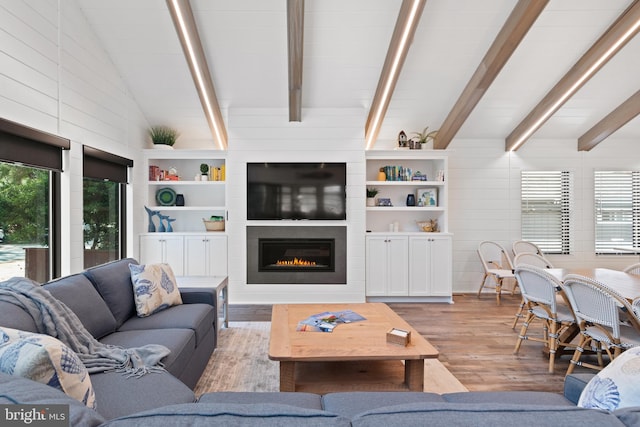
top-left (521, 171), bottom-right (572, 254)
top-left (594, 171), bottom-right (640, 253)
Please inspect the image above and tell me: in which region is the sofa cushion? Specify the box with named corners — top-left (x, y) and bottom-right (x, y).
top-left (442, 391), bottom-right (573, 406)
top-left (99, 328), bottom-right (195, 377)
top-left (0, 327), bottom-right (96, 408)
top-left (578, 346), bottom-right (640, 411)
top-left (83, 258), bottom-right (138, 327)
top-left (321, 392), bottom-right (444, 419)
top-left (349, 402), bottom-right (625, 427)
top-left (0, 300), bottom-right (38, 332)
top-left (129, 263), bottom-right (182, 317)
top-left (89, 370), bottom-right (195, 420)
top-left (118, 303), bottom-right (214, 346)
top-left (0, 372), bottom-right (105, 427)
top-left (199, 391), bottom-right (323, 409)
top-left (43, 273), bottom-right (117, 339)
top-left (564, 373), bottom-right (596, 405)
top-left (101, 403), bottom-right (352, 427)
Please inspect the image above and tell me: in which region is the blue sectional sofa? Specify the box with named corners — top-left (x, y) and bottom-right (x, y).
top-left (0, 258), bottom-right (218, 420)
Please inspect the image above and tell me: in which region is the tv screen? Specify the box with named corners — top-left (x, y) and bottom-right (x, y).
top-left (247, 162), bottom-right (346, 220)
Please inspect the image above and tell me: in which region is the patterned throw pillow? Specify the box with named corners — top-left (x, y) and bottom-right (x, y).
top-left (129, 263), bottom-right (182, 317)
top-left (0, 327), bottom-right (96, 409)
top-left (578, 346), bottom-right (640, 411)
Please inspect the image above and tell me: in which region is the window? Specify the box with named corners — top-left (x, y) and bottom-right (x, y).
top-left (83, 147), bottom-right (132, 268)
top-left (521, 171), bottom-right (573, 254)
top-left (594, 171), bottom-right (640, 254)
top-left (0, 118), bottom-right (68, 282)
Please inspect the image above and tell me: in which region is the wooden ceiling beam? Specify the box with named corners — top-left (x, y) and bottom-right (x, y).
top-left (578, 89), bottom-right (640, 151)
top-left (287, 0), bottom-right (304, 122)
top-left (434, 0), bottom-right (548, 150)
top-left (506, 0), bottom-right (640, 151)
top-left (167, 0), bottom-right (228, 149)
top-left (365, 0), bottom-right (426, 150)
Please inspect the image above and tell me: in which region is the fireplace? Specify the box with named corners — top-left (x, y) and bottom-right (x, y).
top-left (247, 226), bottom-right (346, 284)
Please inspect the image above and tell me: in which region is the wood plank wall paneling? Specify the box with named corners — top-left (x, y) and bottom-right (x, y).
top-left (229, 295), bottom-right (597, 393)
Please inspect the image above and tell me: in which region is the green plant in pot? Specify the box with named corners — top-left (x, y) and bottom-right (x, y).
top-left (366, 187), bottom-right (378, 206)
top-left (149, 126), bottom-right (179, 148)
top-left (200, 163), bottom-right (209, 181)
top-left (411, 126), bottom-right (438, 149)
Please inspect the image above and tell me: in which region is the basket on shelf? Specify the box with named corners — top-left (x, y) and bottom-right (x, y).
top-left (416, 219), bottom-right (438, 232)
top-left (203, 218), bottom-right (225, 232)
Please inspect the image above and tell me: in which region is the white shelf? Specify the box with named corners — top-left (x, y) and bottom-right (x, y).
top-left (148, 206), bottom-right (226, 211)
top-left (148, 181), bottom-right (225, 186)
top-left (366, 206), bottom-right (445, 212)
top-left (366, 180), bottom-right (444, 186)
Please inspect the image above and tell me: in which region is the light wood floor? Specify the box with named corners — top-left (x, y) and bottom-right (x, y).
top-left (229, 293), bottom-right (595, 393)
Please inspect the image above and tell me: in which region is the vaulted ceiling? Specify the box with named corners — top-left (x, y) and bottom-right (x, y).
top-left (78, 0), bottom-right (640, 151)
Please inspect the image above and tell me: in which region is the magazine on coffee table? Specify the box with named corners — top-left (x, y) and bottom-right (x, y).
top-left (296, 310), bottom-right (366, 332)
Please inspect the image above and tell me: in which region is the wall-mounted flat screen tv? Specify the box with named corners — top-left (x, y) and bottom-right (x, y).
top-left (247, 162), bottom-right (347, 220)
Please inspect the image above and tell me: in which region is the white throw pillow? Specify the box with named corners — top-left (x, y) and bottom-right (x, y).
top-left (129, 263), bottom-right (182, 317)
top-left (578, 346), bottom-right (640, 411)
top-left (0, 327), bottom-right (96, 409)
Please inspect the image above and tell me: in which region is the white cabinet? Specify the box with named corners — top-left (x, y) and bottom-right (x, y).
top-left (140, 149), bottom-right (228, 281)
top-left (139, 234), bottom-right (185, 276)
top-left (364, 151), bottom-right (452, 302)
top-left (408, 235), bottom-right (452, 297)
top-left (184, 235), bottom-right (228, 276)
top-left (366, 235), bottom-right (409, 296)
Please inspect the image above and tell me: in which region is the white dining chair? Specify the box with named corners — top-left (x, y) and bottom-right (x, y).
top-left (477, 241), bottom-right (517, 305)
top-left (561, 274), bottom-right (640, 374)
top-left (512, 240), bottom-right (543, 257)
top-left (511, 253), bottom-right (555, 328)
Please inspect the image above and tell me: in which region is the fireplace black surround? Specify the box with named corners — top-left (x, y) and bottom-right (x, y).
top-left (247, 226), bottom-right (346, 284)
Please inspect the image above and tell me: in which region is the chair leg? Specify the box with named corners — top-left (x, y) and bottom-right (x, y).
top-left (567, 335), bottom-right (589, 375)
top-left (477, 273), bottom-right (489, 298)
top-left (548, 322), bottom-right (558, 373)
top-left (513, 311), bottom-right (534, 354)
top-left (495, 278), bottom-right (502, 305)
top-left (511, 297), bottom-right (525, 329)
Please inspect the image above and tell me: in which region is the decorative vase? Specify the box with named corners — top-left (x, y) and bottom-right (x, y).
top-left (176, 194), bottom-right (185, 206)
top-left (366, 197), bottom-right (376, 207)
top-left (152, 144), bottom-right (173, 150)
top-left (406, 194), bottom-right (416, 206)
top-left (144, 206), bottom-right (158, 232)
top-left (377, 170), bottom-right (386, 181)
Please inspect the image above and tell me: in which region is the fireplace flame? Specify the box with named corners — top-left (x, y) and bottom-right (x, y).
top-left (276, 257), bottom-right (317, 267)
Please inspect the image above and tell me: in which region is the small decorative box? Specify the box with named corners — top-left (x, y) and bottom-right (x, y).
top-left (386, 328), bottom-right (411, 346)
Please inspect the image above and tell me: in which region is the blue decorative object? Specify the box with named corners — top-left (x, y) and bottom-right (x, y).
top-left (144, 206), bottom-right (160, 232)
top-left (157, 214), bottom-right (169, 232)
top-left (166, 217), bottom-right (176, 232)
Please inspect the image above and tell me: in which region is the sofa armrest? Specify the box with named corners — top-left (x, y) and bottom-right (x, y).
top-left (564, 373), bottom-right (595, 405)
top-left (179, 287), bottom-right (217, 308)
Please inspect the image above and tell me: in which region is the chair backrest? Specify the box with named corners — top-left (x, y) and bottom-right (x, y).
top-left (623, 262), bottom-right (640, 275)
top-left (477, 241), bottom-right (514, 272)
top-left (513, 252), bottom-right (554, 269)
top-left (512, 240), bottom-right (543, 256)
top-left (561, 274), bottom-right (639, 339)
top-left (514, 264), bottom-right (562, 311)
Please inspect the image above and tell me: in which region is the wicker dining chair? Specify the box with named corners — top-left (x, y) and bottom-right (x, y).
top-left (511, 253), bottom-right (555, 328)
top-left (513, 265), bottom-right (575, 373)
top-left (512, 240), bottom-right (543, 257)
top-left (623, 262), bottom-right (640, 275)
top-left (561, 274), bottom-right (640, 374)
top-left (477, 241), bottom-right (517, 305)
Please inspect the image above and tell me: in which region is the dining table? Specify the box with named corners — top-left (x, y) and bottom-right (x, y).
top-left (547, 267), bottom-right (640, 302)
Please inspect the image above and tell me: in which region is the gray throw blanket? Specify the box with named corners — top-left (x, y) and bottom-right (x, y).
top-left (0, 277), bottom-right (170, 377)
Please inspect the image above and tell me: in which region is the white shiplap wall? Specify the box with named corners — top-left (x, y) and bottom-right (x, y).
top-left (0, 0), bottom-right (148, 275)
top-left (225, 108), bottom-right (367, 303)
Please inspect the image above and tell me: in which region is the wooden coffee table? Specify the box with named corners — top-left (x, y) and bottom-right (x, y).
top-left (268, 303), bottom-right (439, 393)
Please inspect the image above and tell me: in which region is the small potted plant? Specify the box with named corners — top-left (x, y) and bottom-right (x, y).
top-left (366, 187), bottom-right (379, 207)
top-left (411, 126), bottom-right (438, 149)
top-left (200, 163), bottom-right (209, 181)
top-left (149, 126), bottom-right (179, 149)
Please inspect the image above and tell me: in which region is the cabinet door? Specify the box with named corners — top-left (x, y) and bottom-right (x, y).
top-left (387, 236), bottom-right (409, 296)
top-left (139, 235), bottom-right (184, 276)
top-left (365, 236), bottom-right (388, 296)
top-left (184, 235), bottom-right (228, 276)
top-left (408, 235), bottom-right (452, 296)
top-left (365, 235), bottom-right (408, 296)
top-left (429, 235), bottom-right (452, 296)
